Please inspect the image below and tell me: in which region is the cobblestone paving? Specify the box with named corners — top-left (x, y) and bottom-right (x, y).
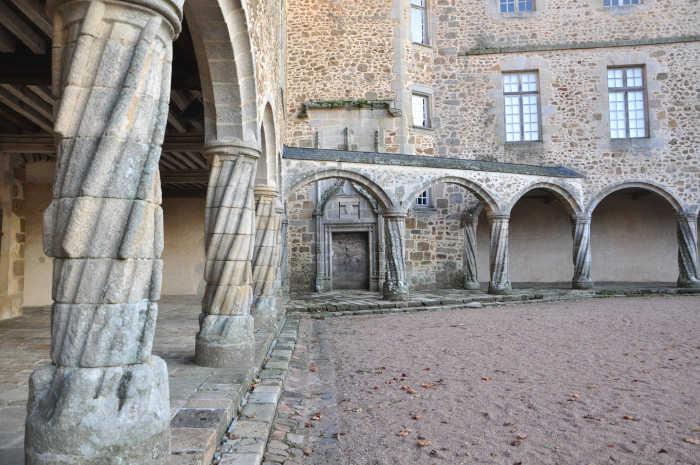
top-left (266, 295), bottom-right (700, 465)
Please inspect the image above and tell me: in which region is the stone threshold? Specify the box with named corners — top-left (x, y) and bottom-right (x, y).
top-left (210, 318), bottom-right (301, 465)
top-left (288, 287), bottom-right (700, 318)
top-left (169, 323), bottom-right (283, 465)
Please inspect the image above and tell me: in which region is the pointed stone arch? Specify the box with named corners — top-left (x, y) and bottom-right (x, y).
top-left (185, 0), bottom-right (258, 144)
top-left (257, 103), bottom-right (277, 187)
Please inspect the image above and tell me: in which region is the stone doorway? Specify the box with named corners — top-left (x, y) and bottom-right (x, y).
top-left (331, 231), bottom-right (370, 290)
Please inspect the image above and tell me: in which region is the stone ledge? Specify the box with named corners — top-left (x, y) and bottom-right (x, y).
top-left (283, 146), bottom-right (582, 178)
top-left (212, 318), bottom-right (301, 465)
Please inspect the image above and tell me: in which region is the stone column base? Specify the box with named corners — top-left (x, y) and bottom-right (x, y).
top-left (572, 279), bottom-right (594, 290)
top-left (383, 280), bottom-right (409, 301)
top-left (253, 296), bottom-right (282, 331)
top-left (488, 282), bottom-right (511, 295)
top-left (677, 277), bottom-right (700, 289)
top-left (195, 314), bottom-right (254, 368)
top-left (464, 281), bottom-right (481, 291)
top-left (25, 356), bottom-right (170, 465)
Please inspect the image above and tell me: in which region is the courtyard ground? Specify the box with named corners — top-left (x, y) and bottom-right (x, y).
top-left (268, 296), bottom-right (700, 465)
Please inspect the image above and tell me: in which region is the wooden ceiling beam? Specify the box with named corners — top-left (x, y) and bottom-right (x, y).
top-left (0, 25), bottom-right (16, 53)
top-left (27, 84), bottom-right (54, 106)
top-left (0, 1), bottom-right (46, 54)
top-left (1, 84), bottom-right (52, 121)
top-left (160, 170), bottom-right (209, 184)
top-left (0, 133), bottom-right (204, 153)
top-left (8, 0), bottom-right (52, 36)
top-left (0, 86), bottom-right (51, 131)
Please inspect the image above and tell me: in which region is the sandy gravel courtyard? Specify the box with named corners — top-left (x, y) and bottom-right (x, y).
top-left (280, 296), bottom-right (700, 465)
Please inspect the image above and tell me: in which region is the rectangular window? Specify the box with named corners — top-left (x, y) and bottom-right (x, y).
top-left (502, 72), bottom-right (540, 142)
top-left (607, 66), bottom-right (647, 139)
top-left (500, 0), bottom-right (534, 13)
top-left (415, 190), bottom-right (429, 207)
top-left (412, 93), bottom-right (430, 128)
top-left (411, 0), bottom-right (428, 44)
top-left (604, 0), bottom-right (639, 6)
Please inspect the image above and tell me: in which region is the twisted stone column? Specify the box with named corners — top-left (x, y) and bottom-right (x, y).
top-left (383, 210), bottom-right (409, 300)
top-left (26, 1), bottom-right (181, 464)
top-left (196, 142), bottom-right (259, 368)
top-left (463, 213), bottom-right (480, 290)
top-left (488, 214), bottom-right (511, 294)
top-left (279, 213), bottom-right (289, 297)
top-left (571, 215), bottom-right (594, 289)
top-left (252, 185), bottom-right (282, 329)
top-left (677, 212), bottom-right (700, 288)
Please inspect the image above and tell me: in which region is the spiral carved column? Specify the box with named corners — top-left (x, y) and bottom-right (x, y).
top-left (383, 210), bottom-right (409, 300)
top-left (252, 185), bottom-right (283, 329)
top-left (677, 212), bottom-right (700, 288)
top-left (279, 213), bottom-right (289, 297)
top-left (488, 214), bottom-right (511, 294)
top-left (196, 142), bottom-right (259, 368)
top-left (463, 213), bottom-right (480, 290)
top-left (26, 1), bottom-right (182, 464)
top-left (571, 215), bottom-right (594, 289)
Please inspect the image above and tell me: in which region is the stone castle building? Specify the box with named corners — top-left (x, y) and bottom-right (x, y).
top-left (0, 0), bottom-right (697, 463)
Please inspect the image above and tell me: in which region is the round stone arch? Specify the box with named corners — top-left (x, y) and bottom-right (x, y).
top-left (585, 180), bottom-right (684, 217)
top-left (286, 169), bottom-right (396, 211)
top-left (405, 176), bottom-right (501, 215)
top-left (257, 103), bottom-right (278, 187)
top-left (185, 0), bottom-right (258, 144)
top-left (506, 182), bottom-right (583, 218)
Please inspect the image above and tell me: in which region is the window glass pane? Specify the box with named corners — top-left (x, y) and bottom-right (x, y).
top-left (608, 91), bottom-right (626, 138)
top-left (504, 95), bottom-right (521, 142)
top-left (411, 0), bottom-right (425, 6)
top-left (411, 8), bottom-right (426, 44)
top-left (518, 0), bottom-right (533, 11)
top-left (607, 69), bottom-right (624, 88)
top-left (412, 94), bottom-right (428, 127)
top-left (500, 0), bottom-right (515, 13)
top-left (627, 91), bottom-right (645, 137)
top-left (626, 67), bottom-right (643, 87)
top-left (416, 191), bottom-right (429, 206)
top-left (521, 73), bottom-right (538, 92)
top-left (503, 74), bottom-right (519, 93)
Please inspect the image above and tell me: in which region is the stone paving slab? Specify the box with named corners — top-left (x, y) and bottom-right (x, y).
top-left (213, 318), bottom-right (301, 465)
top-left (0, 295), bottom-right (282, 465)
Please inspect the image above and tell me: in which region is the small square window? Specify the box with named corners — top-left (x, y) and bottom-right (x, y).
top-left (412, 93), bottom-right (431, 128)
top-left (415, 190), bottom-right (429, 207)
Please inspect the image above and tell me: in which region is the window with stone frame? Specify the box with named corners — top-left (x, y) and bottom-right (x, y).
top-left (411, 0), bottom-right (429, 45)
top-left (412, 92), bottom-right (431, 128)
top-left (502, 71), bottom-right (540, 142)
top-left (500, 0), bottom-right (534, 13)
top-left (604, 0), bottom-right (640, 7)
top-left (415, 190), bottom-right (430, 207)
top-left (607, 66), bottom-right (647, 139)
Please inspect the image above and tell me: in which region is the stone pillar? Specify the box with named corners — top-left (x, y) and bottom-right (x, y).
top-left (488, 214), bottom-right (511, 294)
top-left (313, 209), bottom-right (329, 292)
top-left (677, 212), bottom-right (700, 288)
top-left (26, 1), bottom-right (182, 464)
top-left (196, 141), bottom-right (259, 368)
top-left (252, 185), bottom-right (282, 329)
top-left (571, 215), bottom-right (594, 289)
top-left (383, 210), bottom-right (409, 300)
top-left (463, 213), bottom-right (480, 290)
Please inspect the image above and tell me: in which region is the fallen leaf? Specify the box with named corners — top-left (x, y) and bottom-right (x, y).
top-left (421, 383), bottom-right (435, 389)
top-left (429, 449), bottom-right (439, 457)
top-left (623, 415), bottom-right (638, 421)
top-left (411, 413), bottom-right (422, 420)
top-left (303, 447), bottom-right (312, 456)
top-left (311, 412), bottom-right (322, 421)
top-left (401, 385), bottom-right (417, 395)
top-left (510, 440), bottom-right (522, 447)
top-left (658, 448), bottom-right (668, 454)
top-left (516, 433), bottom-right (528, 440)
top-left (226, 433), bottom-right (239, 440)
top-left (568, 393), bottom-right (581, 401)
top-left (682, 437), bottom-right (699, 445)
top-left (309, 364), bottom-right (318, 372)
top-left (398, 429), bottom-right (411, 437)
top-left (417, 439), bottom-right (432, 447)
top-left (481, 376), bottom-right (492, 382)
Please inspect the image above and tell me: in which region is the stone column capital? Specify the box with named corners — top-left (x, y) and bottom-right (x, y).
top-left (487, 213), bottom-right (510, 222)
top-left (204, 140), bottom-right (261, 161)
top-left (48, 0), bottom-right (184, 37)
top-left (383, 209), bottom-right (407, 219)
top-left (254, 185), bottom-right (280, 199)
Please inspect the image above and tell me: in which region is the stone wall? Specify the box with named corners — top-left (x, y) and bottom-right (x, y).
top-left (0, 158), bottom-right (25, 319)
